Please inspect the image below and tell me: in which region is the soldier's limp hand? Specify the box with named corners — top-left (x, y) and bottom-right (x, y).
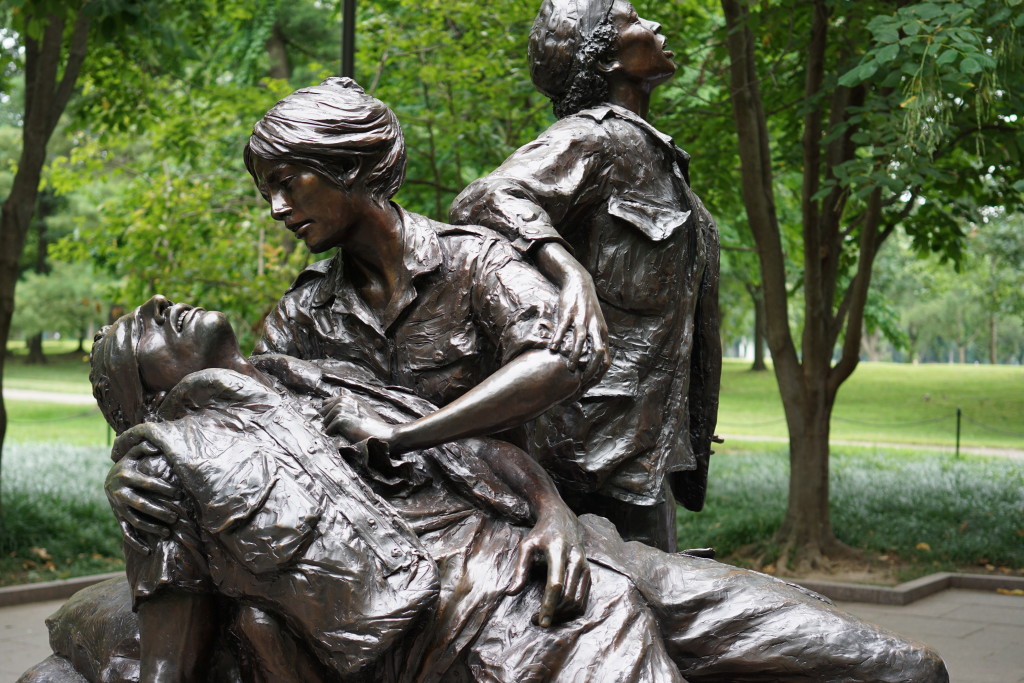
top-left (507, 503), bottom-right (591, 627)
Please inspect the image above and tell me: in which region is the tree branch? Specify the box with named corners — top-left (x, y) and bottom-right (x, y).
top-left (829, 186), bottom-right (882, 393)
top-left (800, 0), bottom-right (830, 371)
top-left (721, 0), bottom-right (799, 375)
top-left (50, 8), bottom-right (91, 133)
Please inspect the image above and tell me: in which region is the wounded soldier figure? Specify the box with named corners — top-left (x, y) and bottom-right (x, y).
top-left (20, 297), bottom-right (947, 683)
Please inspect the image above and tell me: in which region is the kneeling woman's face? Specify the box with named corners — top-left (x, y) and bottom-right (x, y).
top-left (250, 156), bottom-right (369, 254)
top-left (135, 295), bottom-right (242, 393)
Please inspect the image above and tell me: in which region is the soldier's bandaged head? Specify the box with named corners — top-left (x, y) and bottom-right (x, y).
top-left (90, 310), bottom-right (146, 434)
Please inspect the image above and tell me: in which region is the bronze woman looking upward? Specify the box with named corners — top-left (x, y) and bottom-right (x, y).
top-left (452, 0), bottom-right (722, 551)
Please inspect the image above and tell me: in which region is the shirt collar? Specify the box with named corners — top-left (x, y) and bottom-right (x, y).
top-left (580, 104), bottom-right (692, 184)
top-left (313, 204), bottom-right (444, 332)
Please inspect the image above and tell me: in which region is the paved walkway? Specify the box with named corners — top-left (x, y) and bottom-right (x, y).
top-left (2, 587), bottom-right (1021, 681)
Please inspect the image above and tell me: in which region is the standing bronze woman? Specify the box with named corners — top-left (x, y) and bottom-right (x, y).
top-left (453, 0), bottom-right (722, 552)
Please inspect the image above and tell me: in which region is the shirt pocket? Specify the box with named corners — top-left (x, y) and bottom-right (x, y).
top-left (400, 322), bottom-right (483, 403)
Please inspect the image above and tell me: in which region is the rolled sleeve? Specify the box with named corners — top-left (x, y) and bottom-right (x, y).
top-left (450, 118), bottom-right (612, 255)
top-left (469, 237), bottom-right (562, 366)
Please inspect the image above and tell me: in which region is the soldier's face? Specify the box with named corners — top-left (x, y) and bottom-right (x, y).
top-left (607, 1), bottom-right (676, 87)
top-left (252, 156), bottom-right (370, 254)
top-left (135, 295), bottom-right (240, 393)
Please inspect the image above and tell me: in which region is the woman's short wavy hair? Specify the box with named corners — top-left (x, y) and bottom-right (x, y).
top-left (244, 77), bottom-right (406, 201)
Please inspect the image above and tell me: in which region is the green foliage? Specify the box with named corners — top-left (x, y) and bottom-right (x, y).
top-left (871, 215), bottom-right (1024, 362)
top-left (832, 0), bottom-right (1024, 263)
top-left (358, 0), bottom-right (551, 219)
top-left (11, 261), bottom-right (110, 342)
top-left (49, 6), bottom-right (315, 350)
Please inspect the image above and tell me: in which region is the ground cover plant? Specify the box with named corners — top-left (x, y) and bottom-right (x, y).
top-left (0, 443), bottom-right (122, 586)
top-left (679, 444), bottom-right (1024, 581)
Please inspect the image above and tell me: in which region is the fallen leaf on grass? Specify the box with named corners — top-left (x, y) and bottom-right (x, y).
top-left (985, 564), bottom-right (996, 571)
top-left (996, 589), bottom-right (1024, 596)
top-left (30, 546), bottom-right (52, 560)
top-left (915, 542), bottom-right (931, 551)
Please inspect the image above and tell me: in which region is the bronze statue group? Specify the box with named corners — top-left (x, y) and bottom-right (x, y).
top-left (21, 1), bottom-right (949, 681)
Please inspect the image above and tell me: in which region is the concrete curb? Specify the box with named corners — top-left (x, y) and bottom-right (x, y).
top-left (0, 572), bottom-right (124, 608)
top-left (793, 572), bottom-right (1024, 605)
top-left (2, 570), bottom-right (1022, 609)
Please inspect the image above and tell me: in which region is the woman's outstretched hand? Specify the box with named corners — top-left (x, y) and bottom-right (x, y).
top-left (321, 393), bottom-right (401, 449)
top-left (536, 242), bottom-right (610, 386)
top-left (507, 503), bottom-right (591, 628)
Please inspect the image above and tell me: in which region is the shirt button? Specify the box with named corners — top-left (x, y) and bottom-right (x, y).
top-left (391, 548), bottom-right (402, 557)
top-left (368, 519), bottom-right (377, 528)
top-left (307, 445), bottom-right (316, 453)
top-left (433, 351), bottom-right (444, 362)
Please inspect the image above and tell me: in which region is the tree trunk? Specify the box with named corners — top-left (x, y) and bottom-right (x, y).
top-left (773, 376), bottom-right (846, 571)
top-left (265, 22), bottom-right (291, 80)
top-left (26, 333), bottom-right (46, 364)
top-left (0, 8), bottom-right (91, 489)
top-left (861, 329), bottom-right (882, 362)
top-left (989, 313), bottom-right (997, 364)
top-left (720, 0), bottom-right (890, 569)
top-left (749, 284), bottom-right (767, 371)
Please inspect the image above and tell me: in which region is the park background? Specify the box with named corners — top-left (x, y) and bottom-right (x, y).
top-left (0, 0), bottom-right (1021, 586)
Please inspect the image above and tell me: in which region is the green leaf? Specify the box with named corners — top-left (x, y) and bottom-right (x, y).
top-left (936, 49), bottom-right (959, 66)
top-left (913, 3), bottom-right (945, 21)
top-left (839, 65), bottom-right (863, 87)
top-left (903, 19), bottom-right (921, 36)
top-left (876, 43), bottom-right (901, 64)
top-left (960, 56), bottom-right (982, 74)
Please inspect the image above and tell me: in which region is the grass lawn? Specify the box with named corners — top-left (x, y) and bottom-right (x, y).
top-left (4, 346), bottom-right (93, 394)
top-left (717, 358), bottom-right (1024, 450)
top-left (6, 401), bottom-right (111, 446)
top-left (3, 347), bottom-right (110, 445)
